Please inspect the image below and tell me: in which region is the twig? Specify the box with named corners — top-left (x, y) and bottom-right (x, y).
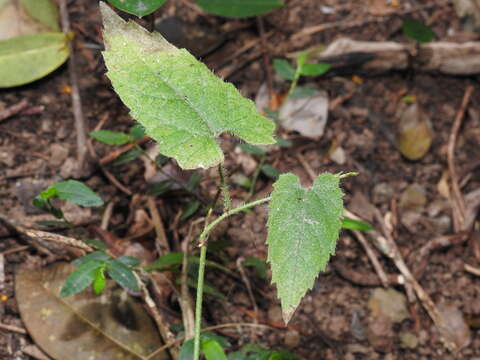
top-left (100, 137), bottom-right (149, 165)
top-left (0, 322), bottom-right (27, 334)
top-left (60, 0), bottom-right (87, 176)
top-left (236, 257), bottom-right (259, 342)
top-left (465, 263), bottom-right (480, 277)
top-left (138, 272), bottom-right (178, 359)
top-left (373, 208), bottom-right (457, 351)
top-left (0, 99), bottom-right (29, 123)
top-left (295, 151), bottom-right (316, 181)
top-left (147, 197), bottom-right (170, 255)
top-left (0, 245), bottom-right (29, 256)
top-left (345, 210), bottom-right (389, 287)
top-left (448, 86), bottom-right (474, 231)
top-left (0, 254), bottom-right (4, 292)
top-left (100, 201), bottom-right (115, 230)
top-left (333, 261), bottom-right (400, 286)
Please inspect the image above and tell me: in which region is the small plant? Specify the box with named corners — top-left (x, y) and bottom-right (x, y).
top-left (31, 2), bottom-right (373, 359)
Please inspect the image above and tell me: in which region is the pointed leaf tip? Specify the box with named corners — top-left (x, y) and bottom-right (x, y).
top-left (267, 173), bottom-right (344, 323)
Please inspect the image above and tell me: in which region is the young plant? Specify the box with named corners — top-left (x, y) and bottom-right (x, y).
top-left (106, 0), bottom-right (283, 18)
top-left (98, 4), bottom-right (350, 359)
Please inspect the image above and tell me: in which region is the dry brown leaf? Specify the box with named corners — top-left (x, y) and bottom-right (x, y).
top-left (15, 263), bottom-right (167, 360)
top-left (397, 103), bottom-right (433, 161)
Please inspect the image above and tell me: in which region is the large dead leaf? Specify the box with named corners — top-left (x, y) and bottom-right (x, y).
top-left (15, 262), bottom-right (167, 360)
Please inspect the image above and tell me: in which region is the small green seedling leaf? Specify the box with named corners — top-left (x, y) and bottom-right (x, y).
top-left (289, 86), bottom-right (317, 99)
top-left (72, 251), bottom-right (110, 267)
top-left (35, 220), bottom-right (70, 227)
top-left (117, 255), bottom-right (142, 267)
top-left (100, 3), bottom-right (275, 169)
top-left (92, 265), bottom-right (107, 295)
top-left (0, 33), bottom-right (69, 88)
top-left (89, 130), bottom-right (132, 145)
top-left (201, 339), bottom-right (227, 360)
top-left (179, 339), bottom-right (194, 360)
top-left (267, 173), bottom-right (343, 323)
top-left (113, 148), bottom-right (142, 166)
top-left (187, 173), bottom-right (203, 191)
top-left (83, 238), bottom-right (108, 251)
top-left (244, 257), bottom-right (268, 279)
top-left (181, 200), bottom-right (201, 220)
top-left (299, 63), bottom-right (331, 77)
top-left (260, 164), bottom-right (280, 179)
top-left (129, 124), bottom-right (146, 139)
top-left (275, 137), bottom-right (292, 148)
top-left (106, 258), bottom-right (139, 292)
top-left (143, 252), bottom-right (184, 271)
top-left (107, 0), bottom-right (167, 17)
top-left (238, 143), bottom-right (266, 156)
top-left (147, 180), bottom-right (174, 196)
top-left (264, 109), bottom-right (280, 122)
top-left (341, 217), bottom-right (373, 232)
top-left (196, 0), bottom-right (283, 18)
top-left (273, 59), bottom-right (295, 81)
top-left (50, 180), bottom-right (104, 207)
top-left (60, 260), bottom-right (103, 297)
top-left (402, 19), bottom-right (435, 43)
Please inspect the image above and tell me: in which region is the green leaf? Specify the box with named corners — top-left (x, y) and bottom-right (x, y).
top-left (60, 261), bottom-right (102, 297)
top-left (260, 164), bottom-right (280, 179)
top-left (129, 124), bottom-right (146, 139)
top-left (147, 180), bottom-right (173, 196)
top-left (244, 257), bottom-right (268, 279)
top-left (72, 251), bottom-right (110, 267)
top-left (46, 180), bottom-right (103, 207)
top-left (106, 259), bottom-right (139, 292)
top-left (187, 173), bottom-right (203, 191)
top-left (202, 339), bottom-right (228, 360)
top-left (341, 217), bottom-right (373, 232)
top-left (275, 137), bottom-right (292, 148)
top-left (100, 3), bottom-right (275, 170)
top-left (289, 87), bottom-right (317, 99)
top-left (89, 130), bottom-right (132, 145)
top-left (179, 339), bottom-right (194, 360)
top-left (267, 173), bottom-right (344, 322)
top-left (117, 255), bottom-right (142, 267)
top-left (238, 143), bottom-right (266, 156)
top-left (0, 32), bottom-right (69, 88)
top-left (196, 0), bottom-right (283, 18)
top-left (272, 59), bottom-right (295, 81)
top-left (92, 265), bottom-right (107, 295)
top-left (143, 252), bottom-right (184, 271)
top-left (402, 19), bottom-right (435, 43)
top-left (202, 333), bottom-right (231, 348)
top-left (181, 200), bottom-right (201, 220)
top-left (299, 63), bottom-right (331, 77)
top-left (113, 148), bottom-right (142, 166)
top-left (106, 0), bottom-right (167, 17)
top-left (21, 0), bottom-right (60, 31)
top-left (83, 239), bottom-right (108, 251)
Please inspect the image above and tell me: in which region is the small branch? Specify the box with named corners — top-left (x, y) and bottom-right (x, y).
top-left (236, 257), bottom-right (259, 342)
top-left (180, 239), bottom-right (195, 340)
top-left (447, 86), bottom-right (474, 231)
top-left (0, 99), bottom-right (29, 123)
top-left (256, 15), bottom-right (273, 98)
top-left (465, 263), bottom-right (480, 277)
top-left (0, 322), bottom-right (27, 334)
top-left (147, 197), bottom-right (170, 255)
top-left (59, 0), bottom-right (87, 176)
top-left (218, 164), bottom-right (232, 212)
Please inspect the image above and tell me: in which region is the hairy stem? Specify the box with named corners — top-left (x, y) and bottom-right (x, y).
top-left (192, 196), bottom-right (271, 360)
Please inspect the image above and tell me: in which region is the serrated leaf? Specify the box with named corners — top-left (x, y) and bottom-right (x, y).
top-left (267, 173), bottom-right (343, 323)
top-left (48, 180), bottom-right (104, 207)
top-left (196, 0), bottom-right (283, 18)
top-left (0, 32), bottom-right (69, 88)
top-left (273, 58), bottom-right (295, 81)
top-left (106, 258), bottom-right (139, 291)
top-left (107, 0), bottom-right (167, 17)
top-left (90, 129), bottom-right (132, 145)
top-left (100, 3), bottom-right (275, 169)
top-left (60, 260), bottom-right (102, 297)
top-left (402, 19), bottom-right (435, 43)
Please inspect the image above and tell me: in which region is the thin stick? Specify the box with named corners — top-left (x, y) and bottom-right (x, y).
top-left (60, 0), bottom-right (87, 175)
top-left (256, 16), bottom-right (273, 98)
top-left (218, 164), bottom-right (232, 211)
top-left (447, 86), bottom-right (474, 231)
top-left (0, 245), bottom-right (29, 256)
top-left (0, 322), bottom-right (27, 334)
top-left (180, 239), bottom-right (195, 340)
top-left (147, 197), bottom-right (170, 254)
top-left (236, 257), bottom-right (259, 342)
top-left (465, 263), bottom-right (480, 277)
top-left (0, 99), bottom-right (28, 123)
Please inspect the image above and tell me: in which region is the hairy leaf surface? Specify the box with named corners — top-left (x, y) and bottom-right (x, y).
top-left (100, 3), bottom-right (275, 169)
top-left (267, 173), bottom-right (343, 322)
